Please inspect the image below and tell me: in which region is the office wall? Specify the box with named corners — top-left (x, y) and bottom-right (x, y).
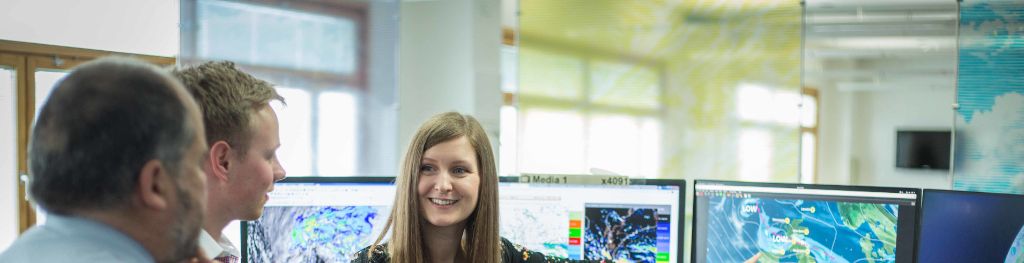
top-left (843, 88), bottom-right (954, 188)
top-left (0, 0), bottom-right (178, 56)
top-left (816, 84), bottom-right (854, 186)
top-left (397, 0), bottom-right (502, 157)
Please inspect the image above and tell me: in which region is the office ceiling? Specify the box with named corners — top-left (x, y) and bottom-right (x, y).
top-left (805, 0), bottom-right (958, 91)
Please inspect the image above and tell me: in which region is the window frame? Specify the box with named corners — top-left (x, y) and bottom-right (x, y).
top-left (0, 39), bottom-right (175, 232)
top-left (502, 28), bottom-right (668, 177)
top-left (180, 0), bottom-right (370, 176)
top-left (800, 87), bottom-right (820, 183)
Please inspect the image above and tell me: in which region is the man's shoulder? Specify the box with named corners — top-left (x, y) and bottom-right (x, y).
top-left (0, 219), bottom-right (154, 263)
top-left (0, 227), bottom-right (118, 262)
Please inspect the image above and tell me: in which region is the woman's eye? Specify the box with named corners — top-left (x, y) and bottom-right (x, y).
top-left (420, 165), bottom-right (436, 172)
top-left (452, 167), bottom-right (468, 174)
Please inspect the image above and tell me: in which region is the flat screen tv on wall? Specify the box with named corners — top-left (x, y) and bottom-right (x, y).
top-left (895, 130), bottom-right (951, 170)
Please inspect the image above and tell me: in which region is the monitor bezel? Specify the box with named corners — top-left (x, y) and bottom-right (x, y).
top-left (690, 179), bottom-right (922, 263)
top-left (915, 189), bottom-right (1024, 262)
top-left (499, 176), bottom-right (686, 262)
top-left (240, 176), bottom-right (396, 262)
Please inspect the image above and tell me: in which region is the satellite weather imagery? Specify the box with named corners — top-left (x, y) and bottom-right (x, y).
top-left (246, 206), bottom-right (388, 263)
top-left (705, 196), bottom-right (899, 263)
top-left (500, 204), bottom-right (571, 258)
top-left (584, 207), bottom-right (659, 262)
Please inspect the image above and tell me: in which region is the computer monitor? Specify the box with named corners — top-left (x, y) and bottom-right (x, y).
top-left (498, 177), bottom-right (685, 263)
top-left (917, 189), bottom-right (1024, 262)
top-left (242, 177), bottom-right (396, 263)
top-left (692, 180), bottom-right (920, 263)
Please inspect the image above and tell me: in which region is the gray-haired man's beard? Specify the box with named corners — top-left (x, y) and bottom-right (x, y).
top-left (161, 183), bottom-right (204, 263)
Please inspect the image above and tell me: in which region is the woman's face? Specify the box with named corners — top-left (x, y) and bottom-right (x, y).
top-left (417, 136), bottom-right (481, 228)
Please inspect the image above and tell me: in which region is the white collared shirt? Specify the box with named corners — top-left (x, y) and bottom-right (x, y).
top-left (198, 229), bottom-right (240, 260)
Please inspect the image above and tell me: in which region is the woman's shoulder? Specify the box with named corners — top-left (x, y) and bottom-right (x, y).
top-left (351, 244), bottom-right (390, 263)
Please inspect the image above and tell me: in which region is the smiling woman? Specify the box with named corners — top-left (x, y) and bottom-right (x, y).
top-left (354, 112), bottom-right (600, 263)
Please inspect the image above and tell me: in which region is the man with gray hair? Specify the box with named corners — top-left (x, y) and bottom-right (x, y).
top-left (0, 57), bottom-right (211, 262)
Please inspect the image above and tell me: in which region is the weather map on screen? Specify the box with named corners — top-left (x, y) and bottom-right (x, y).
top-left (692, 181), bottom-right (919, 263)
top-left (243, 177), bottom-right (395, 263)
top-left (499, 179), bottom-right (683, 263)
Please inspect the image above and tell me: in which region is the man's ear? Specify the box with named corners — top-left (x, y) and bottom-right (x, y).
top-left (137, 159), bottom-right (170, 210)
top-left (208, 141), bottom-right (232, 182)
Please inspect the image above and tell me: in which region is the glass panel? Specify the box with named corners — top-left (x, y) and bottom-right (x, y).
top-left (500, 46), bottom-right (519, 94)
top-left (518, 0), bottom-right (802, 181)
top-left (518, 47), bottom-right (583, 100)
top-left (589, 60), bottom-right (658, 109)
top-left (0, 68), bottom-right (17, 249)
top-left (197, 0), bottom-right (357, 74)
top-left (519, 110), bottom-right (585, 174)
top-left (739, 129), bottom-right (773, 182)
top-left (317, 92), bottom-right (357, 176)
top-left (32, 69), bottom-right (67, 227)
top-left (801, 132), bottom-right (817, 184)
top-left (736, 84), bottom-right (775, 122)
top-left (254, 10), bottom-right (301, 69)
top-left (587, 114), bottom-right (642, 176)
top-left (34, 70), bottom-right (69, 121)
top-left (801, 94), bottom-right (818, 128)
top-left (639, 117), bottom-right (661, 178)
top-left (952, 0), bottom-right (1024, 193)
top-left (197, 0), bottom-right (252, 65)
top-left (271, 87), bottom-right (312, 176)
top-left (499, 106), bottom-right (518, 176)
top-left (737, 83), bottom-right (801, 126)
top-left (772, 91), bottom-right (801, 126)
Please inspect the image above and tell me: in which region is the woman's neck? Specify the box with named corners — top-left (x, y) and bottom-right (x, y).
top-left (421, 222), bottom-right (466, 263)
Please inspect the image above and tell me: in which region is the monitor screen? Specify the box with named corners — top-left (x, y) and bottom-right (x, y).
top-left (917, 190), bottom-right (1024, 262)
top-left (243, 177), bottom-right (396, 263)
top-left (895, 130), bottom-right (951, 170)
top-left (692, 180), bottom-right (920, 263)
top-left (498, 178), bottom-right (685, 263)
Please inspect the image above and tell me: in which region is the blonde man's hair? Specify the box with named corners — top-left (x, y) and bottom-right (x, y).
top-left (370, 112), bottom-right (501, 263)
top-left (171, 61), bottom-right (284, 154)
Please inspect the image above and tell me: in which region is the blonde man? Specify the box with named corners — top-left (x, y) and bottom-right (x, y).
top-left (172, 61), bottom-right (286, 263)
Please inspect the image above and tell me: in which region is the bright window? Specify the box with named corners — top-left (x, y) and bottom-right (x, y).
top-left (31, 69), bottom-right (69, 226)
top-left (316, 92), bottom-right (357, 176)
top-left (270, 88), bottom-right (312, 176)
top-left (511, 45), bottom-right (663, 177)
top-left (33, 70), bottom-right (67, 121)
top-left (0, 67), bottom-right (17, 249)
top-left (184, 0), bottom-right (397, 177)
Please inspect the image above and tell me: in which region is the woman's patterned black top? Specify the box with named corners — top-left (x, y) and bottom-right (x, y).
top-left (350, 237), bottom-right (604, 263)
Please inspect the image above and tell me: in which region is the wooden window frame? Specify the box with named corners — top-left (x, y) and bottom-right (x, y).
top-left (801, 87), bottom-right (820, 183)
top-left (0, 39), bottom-right (175, 233)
